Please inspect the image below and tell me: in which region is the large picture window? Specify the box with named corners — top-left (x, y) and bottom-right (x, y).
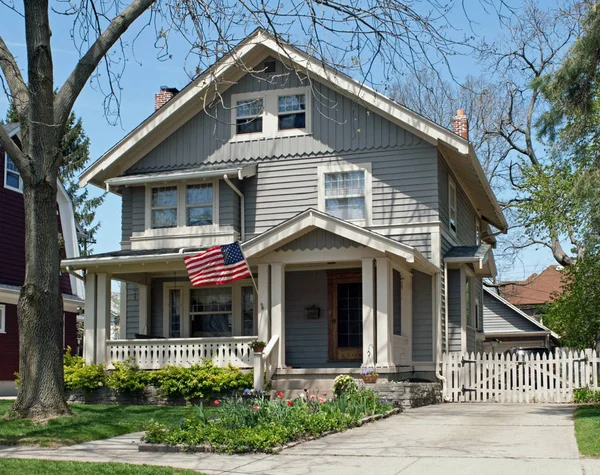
top-left (190, 287), bottom-right (232, 337)
top-left (4, 154), bottom-right (22, 192)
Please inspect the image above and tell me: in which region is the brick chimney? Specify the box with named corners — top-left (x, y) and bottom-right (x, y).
top-left (154, 86), bottom-right (179, 111)
top-left (452, 109), bottom-right (468, 140)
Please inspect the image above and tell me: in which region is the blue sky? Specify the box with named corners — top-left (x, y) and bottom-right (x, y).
top-left (0, 2), bottom-right (563, 281)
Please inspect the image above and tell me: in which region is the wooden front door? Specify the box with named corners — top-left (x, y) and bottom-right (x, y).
top-left (328, 271), bottom-right (362, 362)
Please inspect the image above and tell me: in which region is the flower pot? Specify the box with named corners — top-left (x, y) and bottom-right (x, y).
top-left (253, 347), bottom-right (265, 353)
top-left (361, 374), bottom-right (379, 384)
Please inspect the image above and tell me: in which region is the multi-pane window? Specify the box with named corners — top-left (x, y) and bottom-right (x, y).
top-left (186, 184), bottom-right (213, 226)
top-left (236, 98), bottom-right (264, 134)
top-left (151, 186), bottom-right (178, 229)
top-left (242, 286), bottom-right (255, 336)
top-left (324, 171), bottom-right (366, 221)
top-left (278, 94), bottom-right (306, 130)
top-left (169, 289), bottom-right (182, 338)
top-left (393, 270), bottom-right (402, 336)
top-left (4, 154), bottom-right (21, 192)
top-left (449, 177), bottom-right (458, 235)
top-left (189, 287), bottom-right (232, 337)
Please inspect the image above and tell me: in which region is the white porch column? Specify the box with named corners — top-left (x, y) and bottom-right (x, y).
top-left (119, 283), bottom-right (127, 339)
top-left (95, 273), bottom-right (111, 364)
top-left (257, 263), bottom-right (270, 342)
top-left (84, 273), bottom-right (97, 364)
top-left (270, 262), bottom-right (285, 368)
top-left (362, 258), bottom-right (375, 366)
top-left (375, 257), bottom-right (392, 367)
top-left (138, 285), bottom-right (149, 336)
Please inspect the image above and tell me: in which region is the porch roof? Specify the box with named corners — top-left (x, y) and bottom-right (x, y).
top-left (444, 244), bottom-right (497, 278)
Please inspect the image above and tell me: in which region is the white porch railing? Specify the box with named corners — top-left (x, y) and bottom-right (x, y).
top-left (106, 337), bottom-right (256, 370)
top-left (253, 334), bottom-right (279, 390)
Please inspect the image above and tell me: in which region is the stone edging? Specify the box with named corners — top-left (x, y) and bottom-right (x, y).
top-left (138, 407), bottom-right (402, 454)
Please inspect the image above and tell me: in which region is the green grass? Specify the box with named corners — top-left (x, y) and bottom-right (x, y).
top-left (0, 458), bottom-right (201, 474)
top-left (574, 405), bottom-right (600, 456)
top-left (0, 401), bottom-right (191, 447)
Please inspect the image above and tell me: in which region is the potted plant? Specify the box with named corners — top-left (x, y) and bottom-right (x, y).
top-left (250, 340), bottom-right (267, 353)
top-left (361, 368), bottom-right (378, 384)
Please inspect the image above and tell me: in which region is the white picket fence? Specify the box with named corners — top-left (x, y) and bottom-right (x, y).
top-left (106, 337), bottom-right (255, 370)
top-left (442, 350), bottom-right (600, 403)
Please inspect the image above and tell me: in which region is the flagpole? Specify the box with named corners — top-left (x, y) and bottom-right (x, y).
top-left (238, 241), bottom-right (263, 309)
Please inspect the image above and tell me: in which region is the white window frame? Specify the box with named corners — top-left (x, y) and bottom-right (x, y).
top-left (230, 87), bottom-right (311, 141)
top-left (145, 179), bottom-right (219, 232)
top-left (448, 176), bottom-right (458, 237)
top-left (4, 152), bottom-right (23, 193)
top-left (0, 304), bottom-right (5, 333)
top-left (317, 162), bottom-right (373, 226)
top-left (162, 279), bottom-right (254, 338)
top-left (149, 185), bottom-right (178, 229)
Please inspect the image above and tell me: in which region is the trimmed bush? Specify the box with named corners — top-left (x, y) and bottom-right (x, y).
top-left (333, 374), bottom-right (358, 396)
top-left (64, 349), bottom-right (106, 391)
top-left (106, 358), bottom-right (150, 393)
top-left (143, 388), bottom-right (392, 453)
top-left (575, 388), bottom-right (600, 403)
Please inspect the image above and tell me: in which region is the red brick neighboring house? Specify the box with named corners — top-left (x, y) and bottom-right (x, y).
top-left (0, 123), bottom-right (85, 396)
top-left (497, 265), bottom-right (565, 318)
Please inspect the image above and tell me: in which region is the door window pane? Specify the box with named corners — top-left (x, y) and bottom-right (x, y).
top-left (169, 289), bottom-right (181, 338)
top-left (242, 286), bottom-right (255, 336)
top-left (190, 287), bottom-right (232, 337)
top-left (337, 282), bottom-right (363, 348)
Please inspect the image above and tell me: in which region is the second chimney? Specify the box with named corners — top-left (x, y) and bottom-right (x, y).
top-left (155, 86), bottom-right (180, 111)
top-left (453, 109), bottom-right (468, 140)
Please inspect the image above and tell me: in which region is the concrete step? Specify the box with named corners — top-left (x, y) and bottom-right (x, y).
top-left (270, 378), bottom-right (335, 391)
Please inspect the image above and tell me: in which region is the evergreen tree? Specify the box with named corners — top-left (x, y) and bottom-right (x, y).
top-left (4, 105), bottom-right (105, 255)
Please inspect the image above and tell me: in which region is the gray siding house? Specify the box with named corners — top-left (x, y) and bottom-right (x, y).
top-left (63, 29), bottom-right (507, 383)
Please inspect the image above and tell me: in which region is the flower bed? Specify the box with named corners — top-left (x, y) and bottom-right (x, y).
top-left (142, 388), bottom-right (392, 453)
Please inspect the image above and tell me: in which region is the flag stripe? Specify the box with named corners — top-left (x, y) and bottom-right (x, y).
top-left (192, 269), bottom-right (251, 286)
top-left (184, 242), bottom-right (251, 288)
top-left (189, 261), bottom-right (248, 281)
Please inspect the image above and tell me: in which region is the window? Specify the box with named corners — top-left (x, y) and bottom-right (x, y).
top-left (475, 297), bottom-right (480, 330)
top-left (151, 186), bottom-right (178, 229)
top-left (324, 171), bottom-right (366, 221)
top-left (242, 286), bottom-right (255, 336)
top-left (0, 304), bottom-right (5, 333)
top-left (186, 184), bottom-right (213, 226)
top-left (4, 154), bottom-right (22, 192)
top-left (449, 177), bottom-right (457, 235)
top-left (189, 287), bottom-right (232, 337)
top-left (235, 98), bottom-right (263, 135)
top-left (393, 270), bottom-right (402, 336)
top-left (278, 94), bottom-right (306, 130)
top-left (465, 277), bottom-right (473, 327)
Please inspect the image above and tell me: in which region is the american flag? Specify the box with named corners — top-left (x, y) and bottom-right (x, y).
top-left (184, 242), bottom-right (251, 287)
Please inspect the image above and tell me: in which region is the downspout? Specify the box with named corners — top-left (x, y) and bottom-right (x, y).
top-left (223, 173), bottom-right (245, 242)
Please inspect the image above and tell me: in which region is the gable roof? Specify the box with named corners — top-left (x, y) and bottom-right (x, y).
top-left (498, 266), bottom-right (564, 307)
top-left (78, 29), bottom-right (507, 232)
top-left (483, 286), bottom-right (551, 335)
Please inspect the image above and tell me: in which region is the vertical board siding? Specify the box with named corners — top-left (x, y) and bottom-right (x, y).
top-left (447, 268), bottom-right (462, 352)
top-left (276, 228), bottom-right (359, 252)
top-left (412, 270), bottom-right (433, 362)
top-left (284, 270), bottom-right (329, 368)
top-left (483, 291), bottom-right (543, 333)
top-left (126, 283), bottom-right (140, 338)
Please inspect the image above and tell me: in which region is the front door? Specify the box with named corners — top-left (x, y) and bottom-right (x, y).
top-left (328, 271), bottom-right (363, 362)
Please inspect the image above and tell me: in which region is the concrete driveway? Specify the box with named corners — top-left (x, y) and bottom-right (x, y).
top-left (1, 403), bottom-right (598, 474)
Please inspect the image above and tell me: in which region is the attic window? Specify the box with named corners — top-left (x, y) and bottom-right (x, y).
top-left (236, 98), bottom-right (264, 134)
top-left (263, 60), bottom-right (276, 73)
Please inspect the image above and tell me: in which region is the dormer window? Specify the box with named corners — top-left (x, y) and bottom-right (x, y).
top-left (278, 94), bottom-right (306, 130)
top-left (151, 186), bottom-right (178, 229)
top-left (236, 98), bottom-right (263, 135)
top-left (4, 154), bottom-right (22, 192)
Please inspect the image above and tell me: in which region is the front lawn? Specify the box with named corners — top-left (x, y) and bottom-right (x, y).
top-left (574, 405), bottom-right (600, 456)
top-left (0, 459), bottom-right (201, 474)
top-left (0, 401), bottom-right (191, 447)
top-left (143, 386), bottom-right (393, 453)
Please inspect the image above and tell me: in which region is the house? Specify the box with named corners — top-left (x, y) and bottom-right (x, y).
top-left (482, 287), bottom-right (556, 353)
top-left (0, 123), bottom-right (85, 396)
top-left (61, 29), bottom-right (507, 387)
top-left (497, 265), bottom-right (564, 318)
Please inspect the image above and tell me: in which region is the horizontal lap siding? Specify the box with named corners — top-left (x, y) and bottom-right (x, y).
top-left (483, 292), bottom-right (542, 333)
top-left (121, 186), bottom-right (145, 243)
top-left (0, 303), bottom-right (18, 380)
top-left (412, 271), bottom-right (433, 362)
top-left (126, 283), bottom-right (140, 338)
top-left (447, 268), bottom-right (462, 352)
top-left (466, 327), bottom-right (476, 353)
top-left (285, 270), bottom-right (329, 368)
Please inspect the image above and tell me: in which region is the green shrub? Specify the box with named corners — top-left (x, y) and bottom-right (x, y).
top-left (149, 361), bottom-right (253, 400)
top-left (574, 388), bottom-right (600, 403)
top-left (143, 388), bottom-right (391, 453)
top-left (63, 350), bottom-right (106, 391)
top-left (333, 374), bottom-right (358, 396)
top-left (106, 358), bottom-right (149, 393)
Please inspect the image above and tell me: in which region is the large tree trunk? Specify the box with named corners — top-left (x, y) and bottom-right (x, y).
top-left (10, 180), bottom-right (69, 419)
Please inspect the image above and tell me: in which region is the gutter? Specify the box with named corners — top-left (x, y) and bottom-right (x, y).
top-left (223, 173), bottom-right (245, 242)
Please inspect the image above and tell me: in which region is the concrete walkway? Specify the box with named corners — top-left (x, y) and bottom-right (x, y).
top-left (1, 404), bottom-right (599, 474)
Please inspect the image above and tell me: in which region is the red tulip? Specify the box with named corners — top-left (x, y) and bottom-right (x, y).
top-left (277, 391), bottom-right (284, 398)
top-left (287, 400), bottom-right (293, 407)
top-left (214, 400), bottom-right (220, 406)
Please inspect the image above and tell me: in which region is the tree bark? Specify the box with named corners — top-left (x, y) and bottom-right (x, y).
top-left (10, 180), bottom-right (69, 419)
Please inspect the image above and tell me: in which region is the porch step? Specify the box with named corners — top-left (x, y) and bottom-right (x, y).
top-left (270, 378), bottom-right (336, 392)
